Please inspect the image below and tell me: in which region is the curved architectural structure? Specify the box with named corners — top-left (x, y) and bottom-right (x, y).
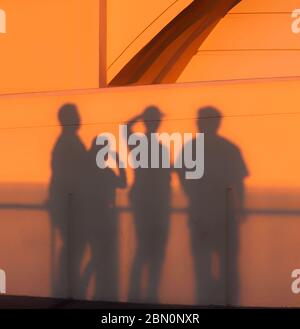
top-left (109, 0), bottom-right (241, 86)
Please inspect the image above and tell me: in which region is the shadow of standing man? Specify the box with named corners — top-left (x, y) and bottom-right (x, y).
top-left (177, 106), bottom-right (249, 305)
top-left (48, 104), bottom-right (87, 298)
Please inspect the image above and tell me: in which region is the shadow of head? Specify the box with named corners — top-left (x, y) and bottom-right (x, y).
top-left (58, 103), bottom-right (81, 132)
top-left (197, 106), bottom-right (222, 134)
top-left (142, 106), bottom-right (164, 133)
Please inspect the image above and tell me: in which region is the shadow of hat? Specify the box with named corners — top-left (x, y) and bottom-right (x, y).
top-left (142, 106), bottom-right (165, 121)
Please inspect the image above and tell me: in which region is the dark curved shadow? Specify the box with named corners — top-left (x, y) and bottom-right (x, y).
top-left (109, 0), bottom-right (242, 86)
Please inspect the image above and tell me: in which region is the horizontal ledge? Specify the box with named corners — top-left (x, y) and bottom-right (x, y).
top-left (196, 49), bottom-right (300, 53)
top-left (228, 12), bottom-right (296, 15)
top-left (0, 204), bottom-right (300, 217)
top-left (0, 75), bottom-right (300, 99)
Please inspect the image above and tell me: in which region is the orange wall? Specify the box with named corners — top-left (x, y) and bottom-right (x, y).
top-left (2, 0), bottom-right (299, 92)
top-left (0, 0), bottom-right (99, 94)
top-left (1, 0), bottom-right (300, 307)
top-left (0, 80), bottom-right (299, 189)
top-left (179, 0), bottom-right (300, 83)
top-left (0, 80), bottom-right (300, 306)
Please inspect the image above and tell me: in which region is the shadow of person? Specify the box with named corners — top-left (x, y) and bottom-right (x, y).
top-left (80, 137), bottom-right (127, 301)
top-left (177, 106), bottom-right (249, 305)
top-left (125, 106), bottom-right (171, 303)
top-left (48, 104), bottom-right (87, 298)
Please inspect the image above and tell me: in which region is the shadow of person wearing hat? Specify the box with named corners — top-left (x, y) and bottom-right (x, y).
top-left (125, 106), bottom-right (171, 303)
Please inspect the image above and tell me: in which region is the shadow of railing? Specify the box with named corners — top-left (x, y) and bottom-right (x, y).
top-left (0, 204), bottom-right (45, 210)
top-left (1, 203), bottom-right (300, 216)
top-left (0, 202), bottom-right (299, 303)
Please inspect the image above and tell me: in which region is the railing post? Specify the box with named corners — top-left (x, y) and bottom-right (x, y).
top-left (225, 187), bottom-right (233, 307)
top-left (67, 192), bottom-right (73, 299)
top-left (0, 269), bottom-right (6, 294)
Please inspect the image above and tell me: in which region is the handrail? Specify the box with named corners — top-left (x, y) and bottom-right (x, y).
top-left (1, 203), bottom-right (300, 217)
